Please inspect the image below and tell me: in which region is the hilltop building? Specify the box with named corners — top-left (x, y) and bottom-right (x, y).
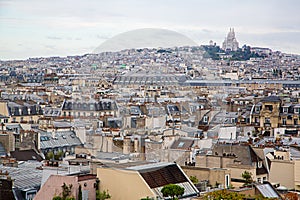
top-left (222, 28), bottom-right (239, 51)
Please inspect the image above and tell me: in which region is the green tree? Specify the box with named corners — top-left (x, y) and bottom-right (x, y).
top-left (55, 150), bottom-right (64, 160)
top-left (189, 176), bottom-right (199, 185)
top-left (242, 171), bottom-right (253, 186)
top-left (78, 184), bottom-right (82, 200)
top-left (203, 190), bottom-right (245, 200)
top-left (61, 183), bottom-right (73, 200)
top-left (96, 190), bottom-right (111, 200)
top-left (52, 196), bottom-right (62, 200)
top-left (46, 151), bottom-right (54, 160)
top-left (161, 184), bottom-right (184, 200)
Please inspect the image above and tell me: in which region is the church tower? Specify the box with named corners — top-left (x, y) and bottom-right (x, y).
top-left (222, 28), bottom-right (239, 51)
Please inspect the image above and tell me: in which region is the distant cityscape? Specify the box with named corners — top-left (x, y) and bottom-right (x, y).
top-left (0, 28), bottom-right (300, 200)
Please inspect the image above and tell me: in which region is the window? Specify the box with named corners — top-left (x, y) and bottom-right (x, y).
top-left (255, 106), bottom-right (260, 112)
top-left (265, 118), bottom-right (270, 123)
top-left (295, 108), bottom-right (299, 114)
top-left (294, 119), bottom-right (298, 125)
top-left (178, 142), bottom-right (185, 148)
top-left (225, 174), bottom-right (230, 188)
top-left (283, 107), bottom-right (288, 113)
top-left (257, 161), bottom-right (262, 168)
top-left (4, 119), bottom-right (8, 123)
top-left (265, 105), bottom-right (273, 112)
top-left (203, 116), bottom-right (208, 123)
top-left (255, 117), bottom-right (259, 123)
top-left (90, 104), bottom-right (94, 110)
top-left (231, 118), bottom-right (236, 123)
top-left (263, 177), bottom-right (267, 181)
top-left (282, 118), bottom-right (286, 125)
top-left (257, 177), bottom-right (261, 183)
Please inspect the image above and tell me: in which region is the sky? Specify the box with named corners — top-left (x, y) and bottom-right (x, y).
top-left (1, 0), bottom-right (300, 60)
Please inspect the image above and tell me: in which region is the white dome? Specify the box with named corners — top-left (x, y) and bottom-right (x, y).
top-left (93, 28), bottom-right (197, 53)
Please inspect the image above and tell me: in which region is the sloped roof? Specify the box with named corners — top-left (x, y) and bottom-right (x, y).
top-left (0, 162), bottom-right (42, 189)
top-left (261, 96), bottom-right (281, 102)
top-left (127, 162), bottom-right (199, 198)
top-left (10, 149), bottom-right (43, 162)
top-left (139, 164), bottom-right (188, 188)
top-left (171, 138), bottom-right (194, 150)
top-left (256, 183), bottom-right (280, 198)
top-left (213, 144), bottom-right (262, 165)
top-left (38, 130), bottom-right (82, 149)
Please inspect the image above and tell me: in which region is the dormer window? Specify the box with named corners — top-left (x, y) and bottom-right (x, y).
top-left (257, 161), bottom-right (262, 168)
top-left (90, 104), bottom-right (94, 110)
top-left (255, 106), bottom-right (260, 113)
top-left (203, 116), bottom-right (208, 123)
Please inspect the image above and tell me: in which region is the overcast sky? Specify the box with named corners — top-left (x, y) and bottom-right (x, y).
top-left (1, 0), bottom-right (300, 60)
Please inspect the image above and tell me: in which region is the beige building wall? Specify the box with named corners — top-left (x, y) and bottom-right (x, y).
top-left (97, 167), bottom-right (156, 200)
top-left (195, 155), bottom-right (235, 169)
top-left (0, 132), bottom-right (15, 152)
top-left (274, 150), bottom-right (290, 160)
top-left (227, 164), bottom-right (257, 180)
top-left (269, 159), bottom-right (295, 189)
top-left (182, 166), bottom-right (231, 188)
top-left (0, 101), bottom-right (9, 116)
top-left (294, 159), bottom-right (300, 191)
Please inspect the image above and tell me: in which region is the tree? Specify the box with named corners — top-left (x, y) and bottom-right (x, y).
top-left (242, 171), bottom-right (253, 186)
top-left (52, 183), bottom-right (74, 200)
top-left (283, 192), bottom-right (298, 200)
top-left (46, 151), bottom-right (54, 160)
top-left (96, 190), bottom-right (111, 200)
top-left (203, 190), bottom-right (245, 200)
top-left (161, 184), bottom-right (184, 200)
top-left (78, 184), bottom-right (82, 200)
top-left (189, 176), bottom-right (199, 185)
top-left (55, 150), bottom-right (64, 160)
top-left (61, 183), bottom-right (73, 200)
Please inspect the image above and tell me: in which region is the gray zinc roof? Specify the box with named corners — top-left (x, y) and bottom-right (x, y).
top-left (39, 131), bottom-right (82, 149)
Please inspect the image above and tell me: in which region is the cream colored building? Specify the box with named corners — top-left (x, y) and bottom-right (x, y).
top-left (97, 162), bottom-right (199, 200)
top-left (97, 167), bottom-right (156, 200)
top-left (269, 158), bottom-right (295, 189)
top-left (0, 100), bottom-right (43, 124)
top-left (294, 159), bottom-right (300, 191)
top-left (181, 166), bottom-right (231, 189)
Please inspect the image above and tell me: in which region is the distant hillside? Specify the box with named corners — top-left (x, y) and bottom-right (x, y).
top-left (202, 45), bottom-right (267, 61)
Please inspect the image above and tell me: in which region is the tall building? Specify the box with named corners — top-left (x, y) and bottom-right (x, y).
top-left (222, 28), bottom-right (239, 51)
